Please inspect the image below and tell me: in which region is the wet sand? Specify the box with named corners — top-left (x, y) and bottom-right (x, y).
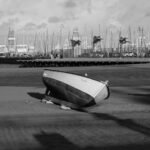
top-left (0, 64), bottom-right (150, 150)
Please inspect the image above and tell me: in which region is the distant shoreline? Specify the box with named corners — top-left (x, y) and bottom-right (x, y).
top-left (0, 64), bottom-right (19, 68)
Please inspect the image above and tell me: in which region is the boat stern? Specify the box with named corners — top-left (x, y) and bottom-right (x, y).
top-left (94, 83), bottom-right (110, 105)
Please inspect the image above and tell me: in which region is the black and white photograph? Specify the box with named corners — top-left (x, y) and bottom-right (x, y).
top-left (0, 0), bottom-right (150, 149)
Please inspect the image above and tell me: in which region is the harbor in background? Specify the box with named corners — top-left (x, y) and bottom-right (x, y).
top-left (1, 26), bottom-right (150, 60)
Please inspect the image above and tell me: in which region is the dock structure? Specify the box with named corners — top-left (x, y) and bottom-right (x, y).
top-left (18, 58), bottom-right (150, 67)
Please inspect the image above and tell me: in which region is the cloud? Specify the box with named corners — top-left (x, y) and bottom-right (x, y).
top-left (37, 23), bottom-right (47, 29)
top-left (60, 0), bottom-right (92, 15)
top-left (23, 22), bottom-right (37, 30)
top-left (48, 13), bottom-right (78, 24)
top-left (106, 0), bottom-right (150, 28)
top-left (145, 11), bottom-right (150, 17)
top-left (87, 0), bottom-right (92, 14)
top-left (108, 19), bottom-right (122, 29)
top-left (0, 22), bottom-right (10, 35)
top-left (0, 0), bottom-right (96, 33)
top-left (48, 16), bottom-right (64, 23)
top-left (62, 0), bottom-right (77, 8)
top-left (22, 22), bottom-right (48, 31)
top-left (0, 0), bottom-right (150, 36)
top-left (0, 11), bottom-right (4, 18)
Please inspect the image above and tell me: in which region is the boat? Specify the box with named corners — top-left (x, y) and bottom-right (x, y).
top-left (42, 70), bottom-right (110, 108)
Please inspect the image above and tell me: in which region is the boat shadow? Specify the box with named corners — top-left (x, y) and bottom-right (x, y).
top-left (127, 93), bottom-right (150, 104)
top-left (91, 112), bottom-right (150, 137)
top-left (28, 92), bottom-right (44, 101)
top-left (28, 92), bottom-right (150, 138)
top-left (27, 92), bottom-right (87, 112)
top-left (34, 131), bottom-right (150, 150)
top-left (34, 131), bottom-right (80, 150)
top-left (112, 87), bottom-right (150, 105)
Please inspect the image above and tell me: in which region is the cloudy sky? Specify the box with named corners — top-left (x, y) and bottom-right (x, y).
top-left (0, 0), bottom-right (150, 35)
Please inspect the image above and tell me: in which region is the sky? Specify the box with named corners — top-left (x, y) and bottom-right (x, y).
top-left (0, 0), bottom-right (150, 36)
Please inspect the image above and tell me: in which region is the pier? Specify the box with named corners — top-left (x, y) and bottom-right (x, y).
top-left (18, 58), bottom-right (150, 67)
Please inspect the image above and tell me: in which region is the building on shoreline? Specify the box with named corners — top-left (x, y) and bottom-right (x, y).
top-left (0, 45), bottom-right (9, 58)
top-left (3, 27), bottom-right (35, 57)
top-left (7, 27), bottom-right (16, 55)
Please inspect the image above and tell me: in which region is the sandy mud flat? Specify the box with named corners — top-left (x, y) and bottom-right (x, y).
top-left (0, 64), bottom-right (150, 150)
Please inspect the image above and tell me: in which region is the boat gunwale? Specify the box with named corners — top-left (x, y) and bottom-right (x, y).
top-left (44, 69), bottom-right (102, 83)
top-left (43, 69), bottom-right (110, 98)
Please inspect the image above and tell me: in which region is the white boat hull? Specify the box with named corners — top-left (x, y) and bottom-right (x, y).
top-left (43, 70), bottom-right (110, 108)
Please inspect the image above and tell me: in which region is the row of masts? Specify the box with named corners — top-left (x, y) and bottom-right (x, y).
top-left (1, 26), bottom-right (150, 57)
